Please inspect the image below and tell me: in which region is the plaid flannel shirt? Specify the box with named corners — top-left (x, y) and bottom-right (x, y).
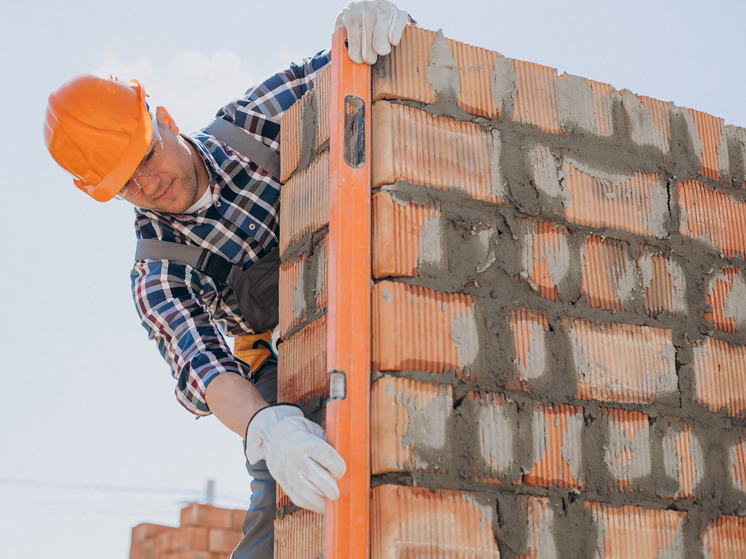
top-left (131, 50), bottom-right (330, 416)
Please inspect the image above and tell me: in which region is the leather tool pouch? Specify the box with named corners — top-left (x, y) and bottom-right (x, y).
top-left (226, 247), bottom-right (280, 333)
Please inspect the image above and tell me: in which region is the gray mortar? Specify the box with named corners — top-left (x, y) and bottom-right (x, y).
top-left (425, 30), bottom-right (471, 120)
top-left (298, 86), bottom-right (318, 172)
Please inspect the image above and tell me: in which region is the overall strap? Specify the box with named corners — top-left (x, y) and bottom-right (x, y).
top-left (135, 238), bottom-right (234, 284)
top-left (204, 118), bottom-right (281, 178)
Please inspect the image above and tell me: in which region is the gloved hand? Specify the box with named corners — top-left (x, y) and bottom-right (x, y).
top-left (244, 404), bottom-right (346, 513)
top-left (335, 0), bottom-right (410, 65)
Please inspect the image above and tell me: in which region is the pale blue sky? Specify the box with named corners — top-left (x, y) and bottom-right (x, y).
top-left (2, 0), bottom-right (744, 557)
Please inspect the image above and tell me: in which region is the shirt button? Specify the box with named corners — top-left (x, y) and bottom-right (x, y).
top-left (249, 223), bottom-right (256, 231)
top-left (215, 200), bottom-right (221, 207)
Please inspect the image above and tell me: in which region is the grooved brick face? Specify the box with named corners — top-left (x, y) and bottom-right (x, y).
top-left (520, 218), bottom-right (570, 301)
top-left (278, 66), bottom-right (331, 182)
top-left (586, 502), bottom-right (686, 558)
top-left (678, 180), bottom-right (746, 258)
top-left (562, 160), bottom-right (667, 238)
top-left (372, 190), bottom-right (444, 279)
top-left (372, 281), bottom-right (482, 378)
top-left (511, 58), bottom-right (560, 134)
top-left (603, 409), bottom-right (650, 493)
top-left (274, 509), bottom-right (324, 559)
top-left (278, 236), bottom-right (327, 338)
top-left (620, 91), bottom-right (672, 153)
top-left (516, 496), bottom-right (556, 559)
top-left (639, 246), bottom-right (688, 318)
top-left (278, 251), bottom-right (307, 337)
top-left (372, 25), bottom-right (498, 119)
top-left (730, 438), bottom-right (746, 495)
top-left (372, 101), bottom-right (499, 203)
top-left (687, 108), bottom-right (729, 182)
top-left (507, 308), bottom-right (550, 391)
top-left (705, 266), bottom-right (746, 333)
top-left (692, 337), bottom-right (746, 417)
top-left (278, 149), bottom-right (329, 254)
top-left (470, 391), bottom-right (521, 483)
top-left (581, 235), bottom-right (639, 312)
top-left (523, 402), bottom-right (584, 490)
top-left (371, 485), bottom-right (500, 559)
top-left (371, 376), bottom-right (453, 475)
top-left (701, 515), bottom-right (746, 559)
top-left (557, 72), bottom-right (616, 137)
top-left (277, 315), bottom-right (328, 404)
top-left (662, 423), bottom-right (704, 499)
top-left (564, 318), bottom-right (677, 404)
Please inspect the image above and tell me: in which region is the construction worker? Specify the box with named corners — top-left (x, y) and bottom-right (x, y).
top-left (43, 2), bottom-right (409, 558)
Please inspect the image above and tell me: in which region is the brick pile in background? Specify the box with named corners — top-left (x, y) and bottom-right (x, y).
top-left (278, 24), bottom-right (746, 558)
top-left (129, 503), bottom-right (244, 559)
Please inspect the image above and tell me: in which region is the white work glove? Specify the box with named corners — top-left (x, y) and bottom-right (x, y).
top-left (335, 0), bottom-right (410, 65)
top-left (244, 404), bottom-right (346, 513)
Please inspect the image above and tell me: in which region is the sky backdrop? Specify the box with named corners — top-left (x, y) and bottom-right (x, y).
top-left (2, 0), bottom-right (745, 556)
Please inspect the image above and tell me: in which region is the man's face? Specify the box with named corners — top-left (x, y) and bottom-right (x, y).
top-left (124, 110), bottom-right (204, 214)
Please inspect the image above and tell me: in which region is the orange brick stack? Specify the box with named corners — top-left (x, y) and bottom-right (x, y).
top-left (129, 503), bottom-right (245, 559)
top-left (278, 24), bottom-right (746, 558)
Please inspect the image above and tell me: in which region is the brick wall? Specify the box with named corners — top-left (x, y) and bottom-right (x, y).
top-left (279, 24), bottom-right (746, 559)
top-left (129, 503), bottom-right (244, 559)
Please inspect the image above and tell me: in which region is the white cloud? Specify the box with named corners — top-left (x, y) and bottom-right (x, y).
top-left (95, 49), bottom-right (257, 134)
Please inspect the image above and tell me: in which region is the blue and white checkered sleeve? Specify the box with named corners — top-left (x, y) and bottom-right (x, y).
top-left (131, 259), bottom-right (244, 416)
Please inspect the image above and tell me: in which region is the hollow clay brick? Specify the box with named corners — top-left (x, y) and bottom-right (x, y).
top-left (313, 66), bottom-right (331, 150)
top-left (279, 66), bottom-right (331, 183)
top-left (603, 408), bottom-right (651, 493)
top-left (511, 58), bottom-right (561, 135)
top-left (131, 523), bottom-right (175, 545)
top-left (372, 101), bottom-right (498, 203)
top-left (278, 315), bottom-right (328, 404)
top-left (562, 160), bottom-right (667, 238)
top-left (208, 528), bottom-right (243, 553)
top-left (180, 503), bottom-right (234, 529)
top-left (470, 391), bottom-right (521, 483)
top-left (581, 235), bottom-right (639, 312)
top-left (585, 502), bottom-right (686, 558)
top-left (705, 266), bottom-right (746, 333)
top-left (372, 25), bottom-right (499, 119)
top-left (662, 423), bottom-right (704, 499)
top-left (620, 91), bottom-right (671, 153)
top-left (678, 180), bottom-right (746, 258)
top-left (556, 73), bottom-right (617, 137)
top-left (278, 252), bottom-right (307, 337)
top-left (515, 496), bottom-right (556, 559)
top-left (729, 438), bottom-right (746, 496)
top-left (371, 376), bottom-right (453, 475)
top-left (280, 96), bottom-right (302, 182)
top-left (638, 246), bottom-right (688, 318)
top-left (507, 308), bottom-right (550, 391)
top-left (278, 149), bottom-right (329, 254)
top-left (523, 401), bottom-right (584, 490)
top-left (275, 509), bottom-right (324, 559)
top-left (372, 190), bottom-right (444, 279)
top-left (688, 107), bottom-right (729, 182)
top-left (371, 485), bottom-right (500, 559)
top-left (692, 337), bottom-right (746, 417)
top-left (564, 318), bottom-right (677, 404)
top-left (701, 515), bottom-right (746, 559)
top-left (519, 218), bottom-right (571, 301)
top-left (372, 280), bottom-right (482, 379)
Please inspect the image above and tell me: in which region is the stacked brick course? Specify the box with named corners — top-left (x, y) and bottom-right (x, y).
top-left (278, 24), bottom-right (746, 559)
top-left (129, 503), bottom-right (244, 559)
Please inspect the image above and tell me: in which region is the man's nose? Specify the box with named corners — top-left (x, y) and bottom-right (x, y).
top-left (137, 173), bottom-right (161, 195)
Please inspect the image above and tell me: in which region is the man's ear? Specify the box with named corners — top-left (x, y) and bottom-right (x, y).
top-left (156, 106), bottom-right (179, 136)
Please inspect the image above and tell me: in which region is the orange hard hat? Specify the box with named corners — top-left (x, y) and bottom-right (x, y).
top-left (43, 74), bottom-right (153, 202)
